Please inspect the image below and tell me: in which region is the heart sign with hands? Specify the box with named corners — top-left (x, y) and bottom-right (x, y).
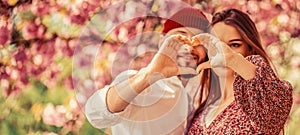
top-left (147, 34), bottom-right (179, 79)
top-left (191, 33), bottom-right (239, 73)
top-left (146, 34), bottom-right (199, 80)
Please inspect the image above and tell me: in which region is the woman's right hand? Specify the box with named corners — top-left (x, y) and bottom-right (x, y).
top-left (192, 33), bottom-right (233, 72)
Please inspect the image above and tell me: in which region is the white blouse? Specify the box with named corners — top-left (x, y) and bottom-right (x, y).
top-left (85, 70), bottom-right (202, 135)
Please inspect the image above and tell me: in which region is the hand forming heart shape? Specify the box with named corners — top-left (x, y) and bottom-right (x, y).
top-left (176, 33), bottom-right (237, 75)
top-left (152, 33), bottom-right (235, 79)
top-left (176, 35), bottom-right (202, 47)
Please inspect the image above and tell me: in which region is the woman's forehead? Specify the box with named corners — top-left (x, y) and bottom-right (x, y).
top-left (211, 22), bottom-right (242, 42)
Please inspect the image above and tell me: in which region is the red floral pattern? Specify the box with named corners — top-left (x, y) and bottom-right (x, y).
top-left (188, 55), bottom-right (293, 135)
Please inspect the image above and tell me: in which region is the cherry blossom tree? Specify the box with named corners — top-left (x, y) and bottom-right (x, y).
top-left (0, 0), bottom-right (299, 134)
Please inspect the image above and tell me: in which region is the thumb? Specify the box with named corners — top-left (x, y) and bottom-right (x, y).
top-left (196, 61), bottom-right (211, 73)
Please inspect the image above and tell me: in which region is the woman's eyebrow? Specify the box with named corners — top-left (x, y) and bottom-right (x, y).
top-left (229, 39), bottom-right (243, 42)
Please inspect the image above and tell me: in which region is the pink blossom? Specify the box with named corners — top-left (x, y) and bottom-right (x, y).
top-left (256, 21), bottom-right (267, 33)
top-left (54, 38), bottom-right (67, 55)
top-left (25, 42), bottom-right (49, 76)
top-left (1, 76), bottom-right (21, 96)
top-left (247, 1), bottom-right (259, 13)
top-left (31, 1), bottom-right (51, 16)
top-left (54, 38), bottom-right (75, 57)
top-left (64, 112), bottom-right (85, 131)
top-left (0, 23), bottom-right (11, 46)
top-left (70, 13), bottom-right (88, 25)
top-left (32, 54), bottom-right (43, 66)
top-left (1, 79), bottom-right (10, 96)
top-left (277, 14), bottom-right (290, 27)
top-left (259, 0), bottom-right (272, 10)
top-left (67, 0), bottom-right (102, 25)
top-left (42, 103), bottom-right (66, 127)
top-left (64, 111), bottom-right (85, 131)
top-left (40, 63), bottom-right (61, 88)
top-left (68, 39), bottom-right (77, 56)
top-left (30, 40), bottom-right (55, 68)
top-left (21, 21), bottom-right (38, 40)
top-left (21, 21), bottom-right (45, 40)
top-left (63, 76), bottom-right (74, 90)
top-left (14, 47), bottom-right (28, 62)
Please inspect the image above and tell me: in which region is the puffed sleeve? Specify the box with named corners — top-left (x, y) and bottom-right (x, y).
top-left (84, 70), bottom-right (138, 129)
top-left (233, 55), bottom-right (293, 134)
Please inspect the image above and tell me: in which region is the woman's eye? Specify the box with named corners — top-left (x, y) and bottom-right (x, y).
top-left (229, 43), bottom-right (241, 48)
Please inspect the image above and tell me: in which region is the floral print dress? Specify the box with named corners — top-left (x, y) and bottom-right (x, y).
top-left (188, 55), bottom-right (293, 135)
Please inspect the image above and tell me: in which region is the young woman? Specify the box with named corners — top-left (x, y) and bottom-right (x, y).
top-left (188, 8), bottom-right (293, 134)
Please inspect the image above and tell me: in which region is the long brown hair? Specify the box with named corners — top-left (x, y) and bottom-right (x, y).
top-left (207, 8), bottom-right (284, 133)
top-left (192, 8), bottom-right (277, 126)
top-left (211, 8), bottom-right (273, 67)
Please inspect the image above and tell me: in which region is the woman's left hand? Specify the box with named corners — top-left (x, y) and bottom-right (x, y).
top-left (191, 33), bottom-right (238, 72)
top-left (192, 33), bottom-right (256, 80)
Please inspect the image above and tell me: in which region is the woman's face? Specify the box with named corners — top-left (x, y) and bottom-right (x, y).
top-left (211, 22), bottom-right (252, 76)
top-left (164, 27), bottom-right (207, 69)
top-left (211, 22), bottom-right (251, 57)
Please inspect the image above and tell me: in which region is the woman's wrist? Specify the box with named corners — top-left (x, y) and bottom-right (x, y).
top-left (227, 52), bottom-right (243, 69)
top-left (227, 53), bottom-right (256, 80)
